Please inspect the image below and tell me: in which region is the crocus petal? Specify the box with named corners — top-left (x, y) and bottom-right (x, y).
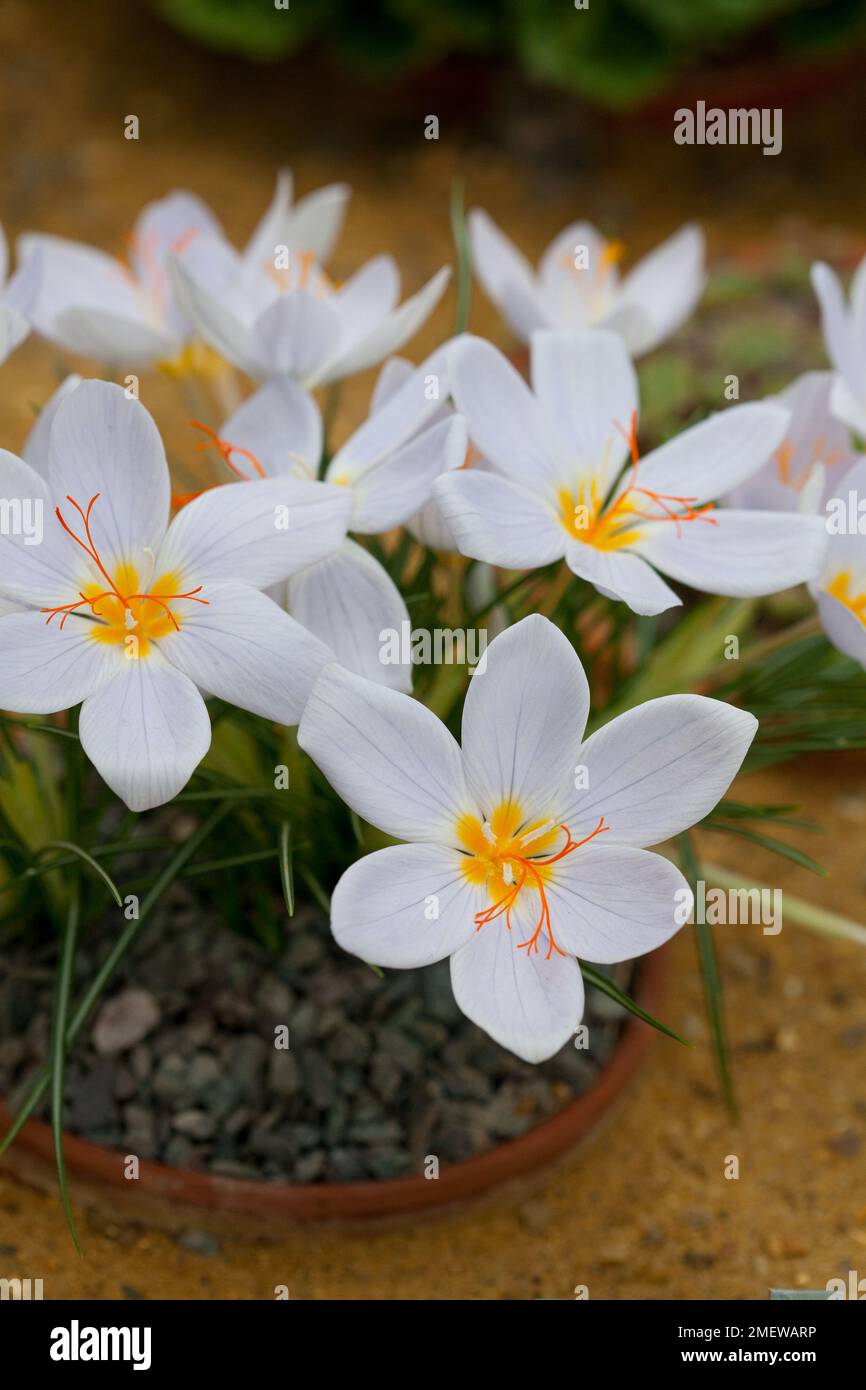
top-left (821, 456), bottom-right (866, 570)
top-left (450, 911), bottom-right (585, 1063)
top-left (433, 469), bottom-right (565, 569)
top-left (461, 613), bottom-right (589, 823)
top-left (253, 290), bottom-right (342, 380)
top-left (637, 403), bottom-right (789, 500)
top-left (328, 348), bottom-right (451, 479)
top-left (449, 335), bottom-right (559, 489)
top-left (546, 844), bottom-right (690, 963)
top-left (48, 380), bottom-right (171, 572)
top-left (829, 375), bottom-right (866, 437)
top-left (54, 308), bottom-right (178, 364)
top-left (812, 262), bottom-right (866, 393)
top-left (167, 255), bottom-right (259, 374)
top-left (331, 256), bottom-right (400, 349)
top-left (17, 233), bottom-right (161, 358)
top-left (282, 182), bottom-right (350, 264)
top-left (565, 539), bottom-right (682, 616)
top-left (298, 662), bottom-right (476, 843)
top-left (244, 172), bottom-right (350, 268)
top-left (331, 843), bottom-right (483, 967)
top-left (726, 372), bottom-right (852, 512)
top-left (407, 494), bottom-right (459, 552)
top-left (79, 655), bottom-right (211, 812)
top-left (538, 221), bottom-right (608, 297)
top-left (22, 375), bottom-right (82, 476)
top-left (158, 581), bottom-right (332, 724)
top-left (468, 208), bottom-right (547, 340)
top-left (288, 540), bottom-right (413, 692)
top-left (157, 477), bottom-right (351, 590)
top-left (313, 267), bottom-right (451, 386)
top-left (370, 356), bottom-right (414, 412)
top-left (242, 169), bottom-right (293, 267)
top-left (219, 377), bottom-right (323, 479)
top-left (617, 223), bottom-right (705, 354)
top-left (130, 190), bottom-right (224, 333)
top-left (636, 508), bottom-right (828, 596)
top-left (817, 589), bottom-right (866, 669)
top-left (562, 694), bottom-right (757, 848)
top-left (350, 415), bottom-right (466, 534)
top-left (0, 303), bottom-right (29, 364)
top-left (0, 449), bottom-right (82, 605)
top-left (0, 610), bottom-right (118, 713)
top-left (530, 329), bottom-right (637, 491)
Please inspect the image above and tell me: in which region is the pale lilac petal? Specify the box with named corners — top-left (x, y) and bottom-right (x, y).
top-left (331, 843), bottom-right (483, 967)
top-left (298, 662), bottom-right (476, 843)
top-left (79, 655), bottom-right (211, 812)
top-left (461, 614), bottom-right (589, 824)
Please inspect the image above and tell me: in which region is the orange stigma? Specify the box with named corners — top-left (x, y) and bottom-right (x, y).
top-left (605, 410), bottom-right (717, 540)
top-left (190, 421), bottom-right (267, 480)
top-left (472, 816), bottom-right (610, 961)
top-left (40, 494), bottom-right (208, 633)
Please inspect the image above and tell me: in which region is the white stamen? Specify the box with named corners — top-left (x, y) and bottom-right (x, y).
top-left (140, 546), bottom-right (156, 591)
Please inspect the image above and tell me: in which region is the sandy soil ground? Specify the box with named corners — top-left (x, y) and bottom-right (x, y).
top-left (0, 0), bottom-right (864, 1300)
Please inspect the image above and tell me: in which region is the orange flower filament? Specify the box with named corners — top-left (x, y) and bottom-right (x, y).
top-left (460, 810), bottom-right (610, 961)
top-left (40, 494), bottom-right (208, 647)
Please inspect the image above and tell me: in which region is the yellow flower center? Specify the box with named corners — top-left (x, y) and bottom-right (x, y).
top-left (457, 801), bottom-right (609, 960)
top-left (40, 494), bottom-right (208, 658)
top-left (827, 569), bottom-right (866, 626)
top-left (558, 410), bottom-right (717, 551)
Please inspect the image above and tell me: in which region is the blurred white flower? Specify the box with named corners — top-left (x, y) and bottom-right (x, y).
top-left (0, 380), bottom-right (350, 809)
top-left (16, 171), bottom-right (349, 369)
top-left (0, 222), bottom-right (38, 366)
top-left (169, 231), bottom-right (450, 387)
top-left (299, 614), bottom-right (757, 1063)
top-left (812, 258), bottom-right (866, 436)
top-left (434, 331), bottom-right (828, 616)
top-left (812, 456), bottom-right (866, 671)
top-left (469, 210), bottom-right (704, 355)
top-left (725, 371), bottom-right (853, 515)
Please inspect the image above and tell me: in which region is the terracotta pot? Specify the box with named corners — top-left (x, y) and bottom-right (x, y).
top-left (0, 948), bottom-right (668, 1230)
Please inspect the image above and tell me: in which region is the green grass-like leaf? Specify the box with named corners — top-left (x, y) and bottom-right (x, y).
top-left (50, 877), bottom-right (83, 1253)
top-left (279, 821), bottom-right (295, 917)
top-left (580, 962), bottom-right (690, 1046)
top-left (678, 832), bottom-right (736, 1117)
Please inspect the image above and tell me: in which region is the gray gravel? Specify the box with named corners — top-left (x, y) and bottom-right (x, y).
top-left (0, 888), bottom-right (630, 1183)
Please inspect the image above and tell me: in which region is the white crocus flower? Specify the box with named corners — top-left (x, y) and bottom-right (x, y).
top-left (811, 258), bottom-right (866, 436)
top-left (469, 210), bottom-right (704, 356)
top-left (0, 222), bottom-right (38, 366)
top-left (0, 380), bottom-right (351, 811)
top-left (16, 171), bottom-right (349, 369)
top-left (193, 352), bottom-right (466, 690)
top-left (812, 457), bottom-right (866, 671)
top-left (725, 371), bottom-right (853, 515)
top-left (433, 331), bottom-right (828, 616)
top-left (168, 231), bottom-right (451, 387)
top-left (299, 614), bottom-right (757, 1063)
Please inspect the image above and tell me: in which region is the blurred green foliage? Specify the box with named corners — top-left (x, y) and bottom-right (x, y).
top-left (154, 0), bottom-right (866, 106)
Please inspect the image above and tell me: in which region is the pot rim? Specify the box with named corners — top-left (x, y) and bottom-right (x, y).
top-left (0, 947), bottom-right (668, 1223)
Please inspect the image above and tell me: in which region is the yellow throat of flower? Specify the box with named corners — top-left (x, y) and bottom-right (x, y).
top-left (827, 569), bottom-right (866, 626)
top-left (41, 494), bottom-right (208, 658)
top-left (457, 801), bottom-right (609, 960)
